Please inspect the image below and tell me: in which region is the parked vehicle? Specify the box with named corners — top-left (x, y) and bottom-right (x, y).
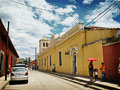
top-left (10, 67), bottom-right (28, 83)
top-left (25, 65), bottom-right (29, 70)
top-left (14, 64), bottom-right (26, 67)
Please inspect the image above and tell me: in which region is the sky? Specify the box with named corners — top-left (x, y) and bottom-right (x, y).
top-left (0, 0), bottom-right (120, 60)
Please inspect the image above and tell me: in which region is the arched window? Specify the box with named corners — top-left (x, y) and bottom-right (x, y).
top-left (46, 43), bottom-right (48, 47)
top-left (43, 43), bottom-right (45, 47)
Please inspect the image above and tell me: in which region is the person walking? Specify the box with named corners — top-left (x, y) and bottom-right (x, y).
top-left (100, 62), bottom-right (106, 81)
top-left (7, 65), bottom-right (11, 77)
top-left (94, 69), bottom-right (98, 81)
top-left (88, 61), bottom-right (94, 83)
top-left (52, 64), bottom-right (56, 72)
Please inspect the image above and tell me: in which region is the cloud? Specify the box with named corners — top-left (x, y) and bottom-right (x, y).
top-left (60, 14), bottom-right (79, 26)
top-left (0, 0), bottom-right (78, 59)
top-left (1, 0), bottom-right (120, 60)
top-left (82, 0), bottom-right (94, 4)
top-left (0, 0), bottom-right (53, 59)
top-left (69, 0), bottom-right (77, 3)
top-left (85, 0), bottom-right (120, 28)
top-left (40, 10), bottom-right (60, 22)
top-left (55, 5), bottom-right (77, 15)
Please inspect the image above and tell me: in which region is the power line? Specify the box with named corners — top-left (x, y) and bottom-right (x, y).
top-left (9, 0), bottom-right (119, 31)
top-left (85, 0), bottom-right (119, 26)
top-left (94, 1), bottom-right (120, 24)
top-left (64, 0), bottom-right (99, 30)
top-left (81, 0), bottom-right (99, 18)
top-left (69, 0), bottom-right (100, 28)
top-left (9, 0), bottom-right (54, 12)
top-left (9, 0), bottom-right (77, 29)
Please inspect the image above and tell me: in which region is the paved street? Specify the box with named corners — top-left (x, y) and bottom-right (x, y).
top-left (4, 70), bottom-right (93, 90)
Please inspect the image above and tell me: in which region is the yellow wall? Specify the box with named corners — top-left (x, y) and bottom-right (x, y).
top-left (37, 26), bottom-right (118, 77)
top-left (86, 30), bottom-right (117, 44)
top-left (80, 41), bottom-right (103, 77)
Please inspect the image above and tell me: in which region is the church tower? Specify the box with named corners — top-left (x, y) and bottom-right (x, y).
top-left (39, 37), bottom-right (50, 53)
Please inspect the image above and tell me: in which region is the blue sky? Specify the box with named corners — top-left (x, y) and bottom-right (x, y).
top-left (0, 0), bottom-right (120, 59)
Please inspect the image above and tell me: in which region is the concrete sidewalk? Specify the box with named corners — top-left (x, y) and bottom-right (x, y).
top-left (0, 76), bottom-right (10, 89)
top-left (41, 70), bottom-right (120, 90)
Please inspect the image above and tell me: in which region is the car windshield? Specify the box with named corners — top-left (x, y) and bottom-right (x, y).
top-left (13, 68), bottom-right (27, 72)
top-left (15, 64), bottom-right (25, 67)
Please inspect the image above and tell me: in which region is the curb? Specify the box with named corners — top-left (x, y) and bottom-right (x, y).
top-left (39, 70), bottom-right (120, 90)
top-left (0, 79), bottom-right (10, 89)
top-left (52, 72), bottom-right (120, 90)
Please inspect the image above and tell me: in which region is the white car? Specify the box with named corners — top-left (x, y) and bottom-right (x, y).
top-left (10, 67), bottom-right (28, 83)
top-left (14, 64), bottom-right (26, 67)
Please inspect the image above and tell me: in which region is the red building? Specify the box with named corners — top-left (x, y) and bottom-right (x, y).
top-left (0, 19), bottom-right (19, 77)
top-left (103, 42), bottom-right (120, 81)
top-left (29, 60), bottom-right (37, 69)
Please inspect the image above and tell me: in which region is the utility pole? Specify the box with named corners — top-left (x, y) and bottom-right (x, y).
top-left (35, 48), bottom-right (37, 61)
top-left (5, 21), bottom-right (10, 80)
top-left (35, 47), bottom-right (37, 69)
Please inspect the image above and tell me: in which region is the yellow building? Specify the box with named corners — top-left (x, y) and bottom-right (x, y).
top-left (37, 22), bottom-right (119, 78)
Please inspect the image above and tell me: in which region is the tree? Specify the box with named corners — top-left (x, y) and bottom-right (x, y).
top-left (23, 58), bottom-right (28, 65)
top-left (28, 57), bottom-right (31, 66)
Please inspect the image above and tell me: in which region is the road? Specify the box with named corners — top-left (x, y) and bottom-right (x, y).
top-left (4, 70), bottom-right (93, 90)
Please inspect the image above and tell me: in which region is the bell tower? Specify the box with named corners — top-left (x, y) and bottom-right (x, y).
top-left (39, 37), bottom-right (50, 53)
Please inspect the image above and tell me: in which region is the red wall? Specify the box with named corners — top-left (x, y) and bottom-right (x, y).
top-left (103, 42), bottom-right (120, 81)
top-left (30, 60), bottom-right (37, 68)
top-left (0, 38), bottom-right (17, 75)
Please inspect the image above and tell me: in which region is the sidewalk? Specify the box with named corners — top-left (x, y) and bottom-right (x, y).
top-left (0, 76), bottom-right (10, 89)
top-left (41, 70), bottom-right (120, 90)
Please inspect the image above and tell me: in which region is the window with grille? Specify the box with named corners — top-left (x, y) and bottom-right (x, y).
top-left (43, 42), bottom-right (45, 47)
top-left (50, 55), bottom-right (51, 66)
top-left (59, 52), bottom-right (62, 66)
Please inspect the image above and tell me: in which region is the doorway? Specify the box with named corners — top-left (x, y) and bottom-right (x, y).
top-left (47, 56), bottom-right (48, 70)
top-left (73, 52), bottom-right (77, 75)
top-left (0, 53), bottom-right (4, 77)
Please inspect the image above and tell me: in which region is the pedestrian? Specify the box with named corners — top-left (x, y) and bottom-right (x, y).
top-left (88, 61), bottom-right (94, 83)
top-left (94, 69), bottom-right (98, 81)
top-left (100, 62), bottom-right (106, 81)
top-left (52, 64), bottom-right (56, 72)
top-left (32, 66), bottom-right (34, 71)
top-left (7, 65), bottom-right (11, 77)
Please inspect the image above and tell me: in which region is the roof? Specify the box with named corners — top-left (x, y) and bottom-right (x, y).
top-left (0, 19), bottom-right (19, 58)
top-left (85, 26), bottom-right (120, 30)
top-left (40, 37), bottom-right (49, 41)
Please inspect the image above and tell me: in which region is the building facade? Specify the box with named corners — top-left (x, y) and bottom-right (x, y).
top-left (37, 23), bottom-right (120, 81)
top-left (0, 19), bottom-right (19, 77)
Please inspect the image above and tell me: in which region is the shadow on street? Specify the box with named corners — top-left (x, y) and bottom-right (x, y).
top-left (9, 81), bottom-right (28, 85)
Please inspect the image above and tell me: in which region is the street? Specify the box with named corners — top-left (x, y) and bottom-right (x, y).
top-left (4, 70), bottom-right (93, 90)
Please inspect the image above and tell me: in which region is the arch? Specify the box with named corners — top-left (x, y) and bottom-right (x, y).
top-left (70, 47), bottom-right (78, 56)
top-left (70, 47), bottom-right (78, 75)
